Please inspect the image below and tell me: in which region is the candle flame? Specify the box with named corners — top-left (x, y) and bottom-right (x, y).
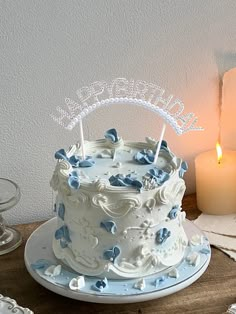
top-left (216, 142), bottom-right (222, 164)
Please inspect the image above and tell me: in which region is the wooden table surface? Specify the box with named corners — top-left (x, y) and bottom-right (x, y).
top-left (0, 194), bottom-right (235, 314)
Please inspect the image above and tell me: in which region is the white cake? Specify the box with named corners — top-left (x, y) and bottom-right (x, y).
top-left (50, 129), bottom-right (188, 279)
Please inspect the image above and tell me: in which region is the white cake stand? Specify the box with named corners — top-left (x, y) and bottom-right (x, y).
top-left (24, 218), bottom-right (211, 304)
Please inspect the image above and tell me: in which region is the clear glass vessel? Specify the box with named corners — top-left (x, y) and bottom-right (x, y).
top-left (0, 178), bottom-right (22, 255)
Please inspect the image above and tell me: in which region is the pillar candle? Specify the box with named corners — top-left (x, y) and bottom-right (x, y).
top-left (195, 150), bottom-right (236, 215)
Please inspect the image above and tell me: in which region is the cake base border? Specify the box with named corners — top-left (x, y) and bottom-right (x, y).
top-left (24, 217), bottom-right (211, 304)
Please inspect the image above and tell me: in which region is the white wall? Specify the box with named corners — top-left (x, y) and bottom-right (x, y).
top-left (1, 0), bottom-right (236, 224)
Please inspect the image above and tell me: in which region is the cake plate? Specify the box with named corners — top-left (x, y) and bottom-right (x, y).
top-left (24, 218), bottom-right (211, 304)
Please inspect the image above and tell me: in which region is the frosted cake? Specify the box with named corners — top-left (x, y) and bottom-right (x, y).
top-left (50, 129), bottom-right (188, 279)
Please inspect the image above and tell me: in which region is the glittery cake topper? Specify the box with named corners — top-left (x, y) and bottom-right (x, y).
top-left (50, 78), bottom-right (203, 135)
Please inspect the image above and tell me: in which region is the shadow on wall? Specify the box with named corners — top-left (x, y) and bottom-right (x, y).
top-left (215, 51), bottom-right (236, 98)
top-left (215, 52), bottom-right (236, 77)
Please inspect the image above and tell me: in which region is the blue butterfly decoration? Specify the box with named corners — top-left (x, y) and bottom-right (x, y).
top-left (100, 220), bottom-right (117, 234)
top-left (168, 205), bottom-right (180, 220)
top-left (134, 149), bottom-right (155, 164)
top-left (53, 203), bottom-right (57, 212)
top-left (92, 278), bottom-right (108, 292)
top-left (156, 140), bottom-right (169, 153)
top-left (179, 161), bottom-right (188, 178)
top-left (200, 248), bottom-right (211, 255)
top-left (104, 128), bottom-right (119, 143)
top-left (155, 275), bottom-right (166, 287)
top-left (58, 203), bottom-right (65, 220)
top-left (31, 259), bottom-right (50, 270)
top-left (103, 246), bottom-right (120, 263)
top-left (55, 149), bottom-right (94, 168)
top-left (55, 225), bottom-right (71, 248)
top-left (155, 228), bottom-right (171, 244)
top-left (109, 174), bottom-right (143, 191)
top-left (134, 141), bottom-right (170, 165)
top-left (68, 171), bottom-right (80, 189)
top-left (146, 167), bottom-right (170, 186)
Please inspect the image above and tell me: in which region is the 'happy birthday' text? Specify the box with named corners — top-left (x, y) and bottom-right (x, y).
top-left (51, 78), bottom-right (203, 134)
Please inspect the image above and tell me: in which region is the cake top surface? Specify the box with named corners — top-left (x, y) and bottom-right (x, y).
top-left (51, 129), bottom-right (187, 193)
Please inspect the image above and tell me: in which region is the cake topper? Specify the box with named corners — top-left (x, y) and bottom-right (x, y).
top-left (51, 78), bottom-right (202, 134)
top-left (50, 77), bottom-right (203, 161)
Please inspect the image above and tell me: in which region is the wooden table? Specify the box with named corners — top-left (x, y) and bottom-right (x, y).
top-left (0, 194), bottom-right (235, 314)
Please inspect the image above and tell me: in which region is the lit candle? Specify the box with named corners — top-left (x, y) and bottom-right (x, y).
top-left (195, 143), bottom-right (236, 215)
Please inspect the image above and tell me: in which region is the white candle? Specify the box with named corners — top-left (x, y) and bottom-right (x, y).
top-left (79, 119), bottom-right (85, 160)
top-left (154, 123), bottom-right (166, 165)
top-left (195, 147), bottom-right (236, 215)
